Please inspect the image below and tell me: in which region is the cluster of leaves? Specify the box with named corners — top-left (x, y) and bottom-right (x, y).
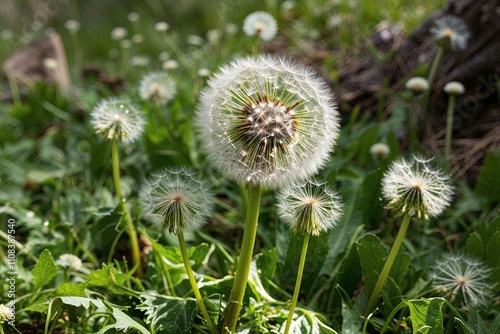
top-left (1, 1), bottom-right (499, 333)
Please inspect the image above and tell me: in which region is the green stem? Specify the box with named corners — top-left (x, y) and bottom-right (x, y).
top-left (221, 184), bottom-right (262, 334)
top-left (111, 140), bottom-right (143, 277)
top-left (284, 233), bottom-right (311, 334)
top-left (444, 95), bottom-right (456, 168)
top-left (365, 213), bottom-right (412, 315)
top-left (178, 232), bottom-right (217, 334)
top-left (422, 47), bottom-right (444, 123)
top-left (0, 230), bottom-right (38, 262)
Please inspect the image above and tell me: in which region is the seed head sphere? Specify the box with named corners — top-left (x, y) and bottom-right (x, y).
top-left (195, 55), bottom-right (340, 188)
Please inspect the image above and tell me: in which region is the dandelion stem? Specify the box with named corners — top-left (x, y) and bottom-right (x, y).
top-left (444, 94), bottom-right (456, 168)
top-left (178, 232), bottom-right (217, 334)
top-left (222, 183), bottom-right (262, 334)
top-left (422, 47), bottom-right (444, 124)
top-left (284, 233), bottom-right (311, 334)
top-left (111, 140), bottom-right (143, 277)
top-left (365, 213), bottom-right (412, 315)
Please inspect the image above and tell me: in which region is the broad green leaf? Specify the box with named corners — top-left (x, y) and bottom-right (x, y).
top-left (406, 298), bottom-right (445, 334)
top-left (48, 282), bottom-right (87, 298)
top-left (282, 232), bottom-right (330, 293)
top-left (356, 234), bottom-right (387, 295)
top-left (467, 308), bottom-right (487, 334)
top-left (320, 210), bottom-right (363, 276)
top-left (486, 231), bottom-right (500, 283)
top-left (341, 301), bottom-right (362, 334)
top-left (475, 150), bottom-right (500, 203)
top-left (33, 249), bottom-right (58, 289)
top-left (199, 276), bottom-right (235, 301)
top-left (464, 233), bottom-right (484, 259)
top-left (487, 312), bottom-right (500, 334)
top-left (96, 300), bottom-right (149, 334)
top-left (137, 293), bottom-right (197, 334)
top-left (256, 248), bottom-right (278, 290)
top-left (189, 243), bottom-right (213, 270)
top-left (285, 312), bottom-right (338, 334)
top-left (57, 296), bottom-right (105, 309)
top-left (361, 168), bottom-right (384, 229)
top-left (88, 264), bottom-right (128, 294)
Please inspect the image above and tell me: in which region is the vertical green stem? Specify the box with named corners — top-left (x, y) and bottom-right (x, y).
top-left (7, 72), bottom-right (21, 105)
top-left (221, 184), bottom-right (262, 334)
top-left (365, 213), bottom-right (412, 315)
top-left (112, 140), bottom-right (143, 277)
top-left (444, 95), bottom-right (456, 168)
top-left (284, 233), bottom-right (311, 334)
top-left (422, 47), bottom-right (444, 123)
top-left (178, 232), bottom-right (217, 334)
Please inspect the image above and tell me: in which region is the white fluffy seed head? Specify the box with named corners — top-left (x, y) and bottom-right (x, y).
top-left (382, 156), bottom-right (453, 220)
top-left (139, 168), bottom-right (214, 234)
top-left (90, 98), bottom-right (145, 143)
top-left (58, 253), bottom-right (83, 270)
top-left (0, 304), bottom-right (10, 323)
top-left (370, 143), bottom-right (390, 160)
top-left (430, 15), bottom-right (469, 52)
top-left (431, 254), bottom-right (492, 308)
top-left (443, 81), bottom-right (465, 96)
top-left (195, 55), bottom-right (340, 189)
top-left (111, 27), bottom-right (127, 41)
top-left (139, 71), bottom-right (177, 105)
top-left (243, 11), bottom-right (278, 41)
top-left (277, 179), bottom-right (343, 236)
top-left (405, 77), bottom-right (429, 95)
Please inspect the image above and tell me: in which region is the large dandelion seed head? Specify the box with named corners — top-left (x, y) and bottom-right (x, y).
top-left (139, 71), bottom-right (177, 105)
top-left (243, 11), bottom-right (278, 41)
top-left (139, 168), bottom-right (214, 234)
top-left (277, 179), bottom-right (343, 236)
top-left (431, 254), bottom-right (493, 308)
top-left (382, 156), bottom-right (453, 220)
top-left (90, 98), bottom-right (145, 143)
top-left (430, 15), bottom-right (469, 52)
top-left (195, 55), bottom-right (340, 188)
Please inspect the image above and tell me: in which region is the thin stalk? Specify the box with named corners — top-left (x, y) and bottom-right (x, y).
top-left (284, 233), bottom-right (311, 334)
top-left (252, 37), bottom-right (260, 57)
top-left (178, 232), bottom-right (217, 334)
top-left (221, 184), bottom-right (262, 334)
top-left (7, 72), bottom-right (21, 105)
top-left (444, 95), bottom-right (456, 168)
top-left (365, 213), bottom-right (412, 315)
top-left (422, 47), bottom-right (444, 121)
top-left (0, 230), bottom-right (38, 262)
top-left (112, 140), bottom-right (143, 277)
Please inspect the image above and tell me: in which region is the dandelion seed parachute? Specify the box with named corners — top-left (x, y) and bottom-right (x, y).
top-left (139, 168), bottom-right (214, 234)
top-left (277, 179), bottom-right (343, 236)
top-left (430, 15), bottom-right (469, 52)
top-left (243, 11), bottom-right (278, 41)
top-left (90, 98), bottom-right (145, 143)
top-left (195, 55), bottom-right (340, 188)
top-left (431, 254), bottom-right (492, 308)
top-left (382, 156), bottom-right (453, 220)
top-left (139, 71), bottom-right (177, 104)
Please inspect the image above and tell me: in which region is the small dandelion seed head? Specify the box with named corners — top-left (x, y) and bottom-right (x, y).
top-left (198, 68), bottom-right (211, 78)
top-left (139, 168), bottom-right (214, 234)
top-left (277, 179), bottom-right (343, 236)
top-left (111, 27), bottom-right (128, 41)
top-left (119, 39), bottom-right (132, 49)
top-left (382, 156), bottom-right (453, 219)
top-left (139, 71), bottom-right (177, 105)
top-left (243, 11), bottom-right (278, 41)
top-left (443, 81), bottom-right (465, 96)
top-left (132, 34), bottom-right (144, 44)
top-left (64, 19), bottom-right (80, 33)
top-left (162, 59), bottom-right (178, 71)
top-left (0, 304), bottom-right (10, 323)
top-left (127, 12), bottom-right (140, 23)
top-left (430, 254), bottom-right (493, 308)
top-left (430, 15), bottom-right (470, 52)
top-left (130, 55), bottom-right (151, 67)
top-left (58, 253), bottom-right (83, 270)
top-left (370, 143), bottom-right (390, 160)
top-left (195, 55), bottom-right (340, 188)
top-left (405, 77), bottom-right (429, 95)
top-left (90, 98), bottom-right (145, 143)
top-left (43, 57), bottom-right (59, 71)
top-left (154, 21), bottom-right (170, 32)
